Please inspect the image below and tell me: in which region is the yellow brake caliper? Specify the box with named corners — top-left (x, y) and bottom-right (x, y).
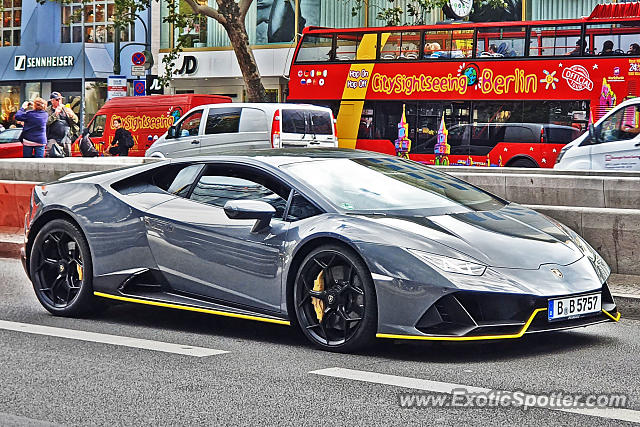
top-left (312, 270), bottom-right (325, 322)
top-left (76, 264), bottom-right (83, 281)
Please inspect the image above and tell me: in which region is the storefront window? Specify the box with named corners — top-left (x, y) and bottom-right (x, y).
top-left (84, 81), bottom-right (107, 127)
top-left (1, 0), bottom-right (21, 46)
top-left (0, 86), bottom-right (21, 127)
top-left (25, 82), bottom-right (41, 101)
top-left (61, 1), bottom-right (134, 43)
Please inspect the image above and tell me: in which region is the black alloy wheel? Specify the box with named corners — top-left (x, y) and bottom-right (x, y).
top-left (294, 245), bottom-right (377, 352)
top-left (30, 219), bottom-right (97, 316)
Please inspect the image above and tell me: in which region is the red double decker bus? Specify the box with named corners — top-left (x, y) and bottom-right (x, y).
top-left (288, 3), bottom-right (640, 167)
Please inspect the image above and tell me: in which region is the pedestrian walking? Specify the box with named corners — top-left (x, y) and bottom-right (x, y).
top-left (14, 98), bottom-right (48, 158)
top-left (108, 118), bottom-right (134, 156)
top-left (46, 91), bottom-right (79, 157)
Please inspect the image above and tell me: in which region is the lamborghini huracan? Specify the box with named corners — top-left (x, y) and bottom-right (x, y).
top-left (22, 149), bottom-right (619, 352)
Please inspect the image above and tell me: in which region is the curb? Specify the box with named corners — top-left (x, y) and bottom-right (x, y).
top-left (0, 241), bottom-right (21, 259)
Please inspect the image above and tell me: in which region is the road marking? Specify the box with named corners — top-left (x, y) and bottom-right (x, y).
top-left (310, 368), bottom-right (640, 424)
top-left (0, 320), bottom-right (227, 357)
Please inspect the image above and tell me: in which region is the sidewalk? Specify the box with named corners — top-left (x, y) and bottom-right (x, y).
top-left (0, 229), bottom-right (638, 299)
top-left (0, 227), bottom-right (21, 258)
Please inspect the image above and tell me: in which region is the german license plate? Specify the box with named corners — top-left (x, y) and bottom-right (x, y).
top-left (548, 293), bottom-right (601, 321)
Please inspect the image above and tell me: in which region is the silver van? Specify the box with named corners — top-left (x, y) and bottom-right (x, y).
top-left (145, 103), bottom-right (337, 158)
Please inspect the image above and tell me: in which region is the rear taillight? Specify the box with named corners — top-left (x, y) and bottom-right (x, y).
top-left (271, 110), bottom-right (281, 148)
top-left (540, 127), bottom-right (545, 143)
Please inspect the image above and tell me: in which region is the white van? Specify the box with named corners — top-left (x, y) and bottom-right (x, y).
top-left (146, 103), bottom-right (337, 158)
top-left (555, 98), bottom-right (640, 171)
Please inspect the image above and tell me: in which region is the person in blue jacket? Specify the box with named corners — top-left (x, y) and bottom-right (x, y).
top-left (15, 98), bottom-right (48, 158)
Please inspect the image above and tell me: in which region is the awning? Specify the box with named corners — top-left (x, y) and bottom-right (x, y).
top-left (0, 44), bottom-right (114, 81)
top-left (588, 2), bottom-right (640, 20)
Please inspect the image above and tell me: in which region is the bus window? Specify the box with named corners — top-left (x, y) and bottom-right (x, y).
top-left (295, 34), bottom-right (333, 62)
top-left (358, 105), bottom-right (377, 139)
top-left (529, 25), bottom-right (582, 56)
top-left (451, 29), bottom-right (474, 58)
top-left (424, 30), bottom-right (453, 59)
top-left (336, 33), bottom-right (362, 61)
top-left (380, 32), bottom-right (420, 60)
top-left (586, 22), bottom-right (640, 56)
top-left (477, 27), bottom-right (526, 57)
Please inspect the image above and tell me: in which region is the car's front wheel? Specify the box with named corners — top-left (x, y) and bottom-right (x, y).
top-left (293, 244), bottom-right (377, 352)
top-left (30, 219), bottom-right (98, 317)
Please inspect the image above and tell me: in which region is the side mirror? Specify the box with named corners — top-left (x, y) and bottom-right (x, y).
top-left (224, 200), bottom-right (275, 232)
top-left (167, 126), bottom-right (176, 138)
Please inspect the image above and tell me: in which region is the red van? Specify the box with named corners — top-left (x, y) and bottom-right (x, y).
top-left (76, 94), bottom-right (232, 157)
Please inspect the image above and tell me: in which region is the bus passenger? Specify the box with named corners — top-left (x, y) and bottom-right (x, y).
top-left (628, 43), bottom-right (640, 55)
top-left (568, 39), bottom-right (587, 56)
top-left (600, 40), bottom-right (614, 55)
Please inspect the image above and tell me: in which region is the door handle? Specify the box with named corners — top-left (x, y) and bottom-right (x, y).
top-left (191, 139), bottom-right (200, 144)
top-left (635, 141), bottom-right (640, 147)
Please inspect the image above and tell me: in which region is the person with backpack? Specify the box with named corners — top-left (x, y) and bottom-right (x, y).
top-left (108, 118), bottom-right (134, 156)
top-left (79, 128), bottom-right (99, 157)
top-left (46, 91), bottom-right (79, 157)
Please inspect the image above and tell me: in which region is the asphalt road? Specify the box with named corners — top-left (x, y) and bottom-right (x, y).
top-left (1, 257), bottom-right (639, 426)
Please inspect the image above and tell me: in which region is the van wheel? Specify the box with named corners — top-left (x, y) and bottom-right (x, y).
top-left (508, 158), bottom-right (538, 168)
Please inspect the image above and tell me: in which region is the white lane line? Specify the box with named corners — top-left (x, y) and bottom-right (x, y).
top-left (310, 368), bottom-right (640, 424)
top-left (0, 320), bottom-right (227, 357)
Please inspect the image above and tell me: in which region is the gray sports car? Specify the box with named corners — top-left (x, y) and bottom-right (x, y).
top-left (21, 149), bottom-right (619, 352)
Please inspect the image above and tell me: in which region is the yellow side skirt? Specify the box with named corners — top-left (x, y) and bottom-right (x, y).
top-left (93, 291), bottom-right (291, 326)
top-left (377, 308), bottom-right (620, 342)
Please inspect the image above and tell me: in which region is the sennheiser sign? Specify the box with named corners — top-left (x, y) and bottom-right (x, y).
top-left (14, 55), bottom-right (74, 71)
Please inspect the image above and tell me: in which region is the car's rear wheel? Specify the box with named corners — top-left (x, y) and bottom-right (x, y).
top-left (293, 245), bottom-right (377, 352)
top-left (30, 219), bottom-right (98, 317)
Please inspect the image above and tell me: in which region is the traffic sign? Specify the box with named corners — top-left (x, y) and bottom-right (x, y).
top-left (133, 80), bottom-right (146, 97)
top-left (131, 65), bottom-right (145, 76)
top-left (107, 75), bottom-right (127, 100)
top-left (132, 52), bottom-right (146, 66)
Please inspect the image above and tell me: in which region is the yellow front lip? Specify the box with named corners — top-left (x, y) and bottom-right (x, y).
top-left (377, 308), bottom-right (620, 342)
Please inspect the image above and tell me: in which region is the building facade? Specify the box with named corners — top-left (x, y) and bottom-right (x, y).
top-left (157, 0), bottom-right (614, 100)
top-left (0, 0), bottom-right (150, 127)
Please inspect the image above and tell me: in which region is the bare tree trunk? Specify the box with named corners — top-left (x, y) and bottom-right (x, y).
top-left (223, 17), bottom-right (267, 102)
top-left (181, 0), bottom-right (267, 102)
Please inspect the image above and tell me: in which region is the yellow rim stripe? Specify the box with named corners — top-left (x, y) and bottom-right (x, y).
top-left (602, 309), bottom-right (621, 322)
top-left (94, 291), bottom-right (291, 326)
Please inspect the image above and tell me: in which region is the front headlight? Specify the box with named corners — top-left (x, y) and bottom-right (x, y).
top-left (555, 222), bottom-right (611, 281)
top-left (407, 249), bottom-right (487, 276)
top-left (572, 233), bottom-right (596, 262)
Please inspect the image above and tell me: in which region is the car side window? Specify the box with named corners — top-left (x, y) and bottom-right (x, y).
top-left (189, 165), bottom-right (291, 220)
top-left (0, 129), bottom-right (19, 143)
top-left (90, 115), bottom-right (106, 137)
top-left (287, 192), bottom-right (322, 221)
top-left (205, 108), bottom-right (241, 135)
top-left (503, 126), bottom-right (535, 143)
top-left (167, 164), bottom-right (203, 197)
top-left (597, 105), bottom-right (640, 143)
top-left (175, 110), bottom-right (203, 138)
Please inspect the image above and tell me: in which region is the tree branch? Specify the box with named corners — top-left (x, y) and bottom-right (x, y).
top-left (183, 0), bottom-right (227, 25)
top-left (238, 0), bottom-right (253, 19)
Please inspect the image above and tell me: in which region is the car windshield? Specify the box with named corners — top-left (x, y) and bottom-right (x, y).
top-left (282, 157), bottom-right (506, 215)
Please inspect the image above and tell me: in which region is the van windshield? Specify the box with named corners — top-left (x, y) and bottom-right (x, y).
top-left (282, 110), bottom-right (333, 135)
